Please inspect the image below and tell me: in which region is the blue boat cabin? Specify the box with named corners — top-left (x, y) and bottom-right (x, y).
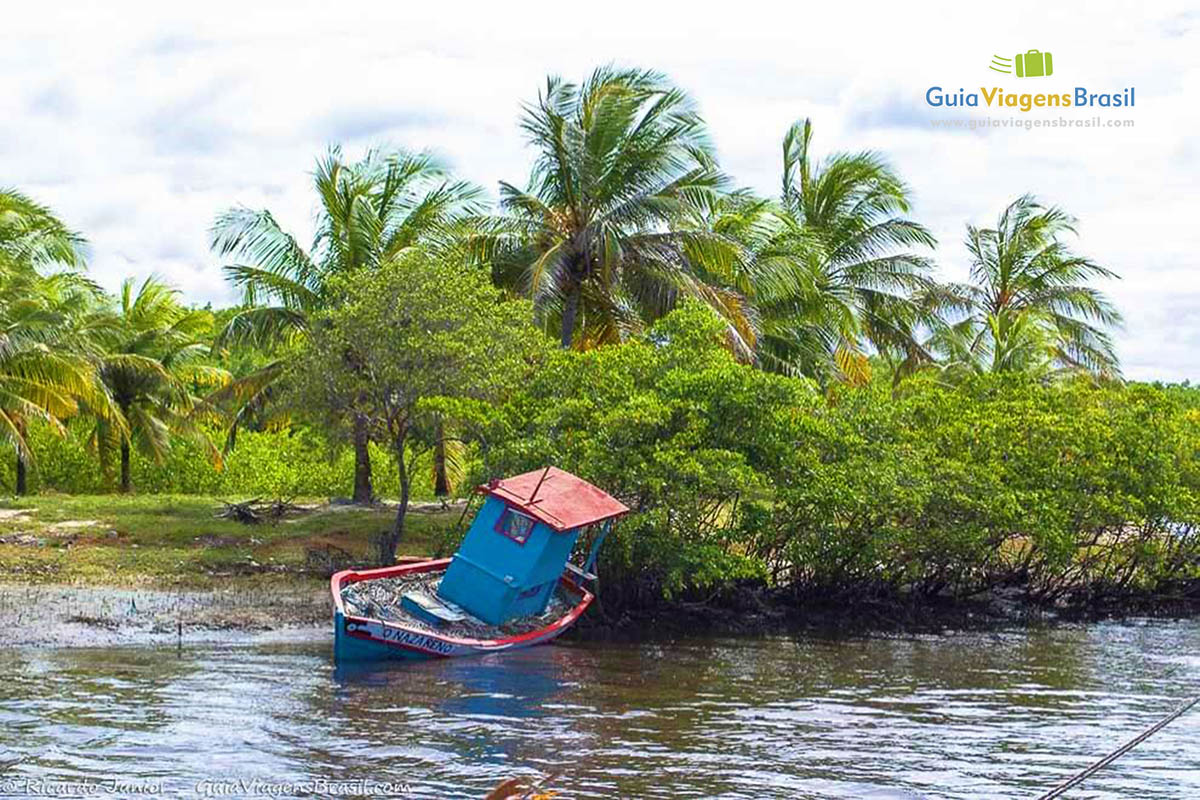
top-left (438, 467), bottom-right (629, 626)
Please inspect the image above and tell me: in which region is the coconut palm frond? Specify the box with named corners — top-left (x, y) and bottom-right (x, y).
top-left (84, 276), bottom-right (229, 490)
top-left (928, 195), bottom-right (1122, 380)
top-left (494, 67), bottom-right (745, 350)
top-left (213, 305), bottom-right (309, 350)
top-left (744, 119), bottom-right (937, 385)
top-left (0, 192), bottom-right (105, 481)
top-left (0, 188), bottom-right (89, 270)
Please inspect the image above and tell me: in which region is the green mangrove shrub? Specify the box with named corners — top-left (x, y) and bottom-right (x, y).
top-left (481, 302), bottom-right (1200, 608)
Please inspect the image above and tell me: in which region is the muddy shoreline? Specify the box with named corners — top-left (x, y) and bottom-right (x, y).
top-left (0, 583), bottom-right (331, 648)
top-left (7, 577), bottom-right (1200, 649)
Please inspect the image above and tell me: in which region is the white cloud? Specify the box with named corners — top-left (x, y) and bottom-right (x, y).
top-left (2, 0), bottom-right (1197, 380)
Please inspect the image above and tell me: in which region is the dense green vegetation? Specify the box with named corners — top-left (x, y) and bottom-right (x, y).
top-left (0, 421), bottom-right (429, 500)
top-left (475, 304), bottom-right (1200, 610)
top-left (5, 65), bottom-right (1195, 614)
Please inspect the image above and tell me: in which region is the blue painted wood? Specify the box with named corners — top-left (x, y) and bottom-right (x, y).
top-left (401, 591), bottom-right (466, 627)
top-left (439, 495), bottom-right (583, 624)
top-left (333, 611), bottom-right (432, 662)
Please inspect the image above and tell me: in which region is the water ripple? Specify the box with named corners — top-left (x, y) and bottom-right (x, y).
top-left (0, 620), bottom-right (1197, 798)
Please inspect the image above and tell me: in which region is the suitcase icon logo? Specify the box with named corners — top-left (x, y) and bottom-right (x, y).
top-left (989, 50), bottom-right (1054, 78)
top-left (1015, 50), bottom-right (1053, 77)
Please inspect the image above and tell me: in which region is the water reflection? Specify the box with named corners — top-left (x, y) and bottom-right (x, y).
top-left (0, 621), bottom-right (1197, 799)
top-left (336, 648), bottom-right (574, 719)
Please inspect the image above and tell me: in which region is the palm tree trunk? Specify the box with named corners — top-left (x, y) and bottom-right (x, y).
top-left (433, 416), bottom-right (449, 499)
top-left (119, 441), bottom-right (132, 494)
top-left (352, 414), bottom-right (373, 504)
top-left (15, 451), bottom-right (27, 496)
top-left (14, 418), bottom-right (27, 495)
top-left (560, 283), bottom-right (580, 349)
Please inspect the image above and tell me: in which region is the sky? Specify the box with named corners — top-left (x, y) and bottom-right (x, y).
top-left (2, 1), bottom-right (1197, 380)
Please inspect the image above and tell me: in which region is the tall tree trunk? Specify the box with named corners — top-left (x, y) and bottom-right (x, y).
top-left (15, 451), bottom-right (27, 496)
top-left (433, 416), bottom-right (449, 499)
top-left (379, 434), bottom-right (411, 566)
top-left (352, 413), bottom-right (373, 504)
top-left (119, 441), bottom-right (132, 494)
top-left (560, 282), bottom-right (580, 349)
top-left (14, 418), bottom-right (27, 495)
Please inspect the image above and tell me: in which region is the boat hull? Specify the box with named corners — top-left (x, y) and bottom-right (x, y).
top-left (330, 558), bottom-right (592, 663)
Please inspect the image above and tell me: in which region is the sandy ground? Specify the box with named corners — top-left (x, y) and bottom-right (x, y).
top-left (0, 583), bottom-right (332, 648)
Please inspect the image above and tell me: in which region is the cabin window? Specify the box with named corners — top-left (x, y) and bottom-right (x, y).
top-left (496, 507), bottom-right (535, 545)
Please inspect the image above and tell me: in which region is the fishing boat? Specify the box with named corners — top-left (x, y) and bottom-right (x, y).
top-left (331, 467), bottom-right (628, 662)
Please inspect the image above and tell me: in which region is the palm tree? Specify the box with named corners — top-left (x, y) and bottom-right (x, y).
top-left (210, 147), bottom-right (481, 503)
top-left (0, 190), bottom-right (118, 494)
top-left (0, 273), bottom-right (121, 494)
top-left (928, 195), bottom-right (1122, 378)
top-left (750, 119), bottom-right (937, 384)
top-left (477, 66), bottom-right (753, 354)
top-left (0, 189), bottom-right (87, 274)
top-left (92, 276), bottom-right (227, 493)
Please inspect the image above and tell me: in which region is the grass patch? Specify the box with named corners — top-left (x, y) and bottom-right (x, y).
top-left (0, 493), bottom-right (460, 588)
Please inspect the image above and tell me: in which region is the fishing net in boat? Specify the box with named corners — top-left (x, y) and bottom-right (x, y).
top-left (339, 572), bottom-right (576, 639)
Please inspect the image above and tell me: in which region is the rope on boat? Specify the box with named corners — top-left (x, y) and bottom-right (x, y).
top-left (1034, 694), bottom-right (1200, 799)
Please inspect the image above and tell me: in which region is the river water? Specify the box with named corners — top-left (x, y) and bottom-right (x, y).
top-left (1, 620), bottom-right (1198, 799)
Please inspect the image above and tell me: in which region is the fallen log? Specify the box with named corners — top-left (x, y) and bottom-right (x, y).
top-left (215, 498), bottom-right (307, 525)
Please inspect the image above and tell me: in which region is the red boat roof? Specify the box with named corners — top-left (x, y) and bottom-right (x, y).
top-left (479, 467), bottom-right (630, 532)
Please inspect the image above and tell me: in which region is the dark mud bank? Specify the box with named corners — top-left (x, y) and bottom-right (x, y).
top-left (570, 582), bottom-right (1200, 640)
